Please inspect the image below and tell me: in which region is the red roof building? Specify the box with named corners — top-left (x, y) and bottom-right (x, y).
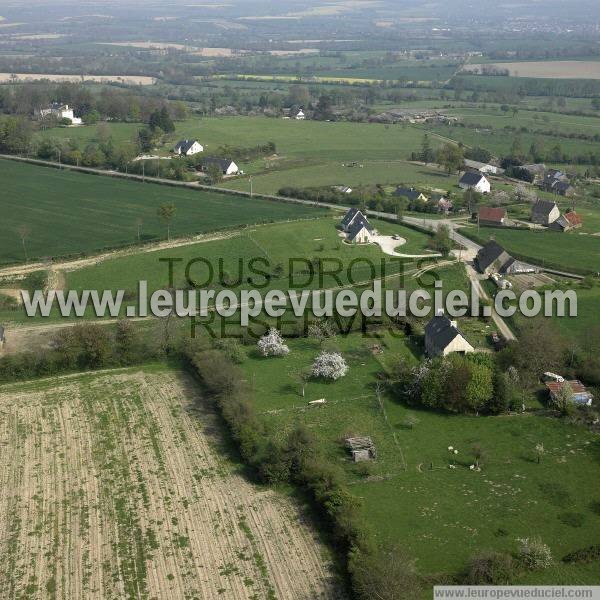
top-left (478, 207), bottom-right (507, 226)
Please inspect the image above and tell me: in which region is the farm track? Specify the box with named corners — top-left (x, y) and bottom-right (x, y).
top-left (0, 230), bottom-right (242, 279)
top-left (0, 369), bottom-right (344, 599)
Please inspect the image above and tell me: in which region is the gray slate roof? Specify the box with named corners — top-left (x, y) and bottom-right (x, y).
top-left (201, 157), bottom-right (235, 171)
top-left (425, 315), bottom-right (462, 354)
top-left (341, 208), bottom-right (361, 229)
top-left (174, 139), bottom-right (198, 153)
top-left (460, 171), bottom-right (486, 186)
top-left (347, 216), bottom-right (373, 241)
top-left (531, 199), bottom-right (558, 218)
top-left (393, 186), bottom-right (423, 201)
top-left (476, 240), bottom-right (511, 273)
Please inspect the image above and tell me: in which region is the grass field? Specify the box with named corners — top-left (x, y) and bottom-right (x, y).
top-left (460, 226), bottom-right (600, 274)
top-left (0, 366), bottom-right (341, 598)
top-left (239, 332), bottom-right (600, 584)
top-left (0, 159), bottom-right (327, 265)
top-left (424, 122), bottom-right (600, 161)
top-left (218, 159), bottom-right (458, 195)
top-left (38, 116), bottom-right (428, 163)
top-left (445, 106), bottom-right (600, 138)
top-left (65, 217), bottom-right (435, 295)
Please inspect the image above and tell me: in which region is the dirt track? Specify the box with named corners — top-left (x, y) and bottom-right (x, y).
top-left (0, 369), bottom-right (344, 599)
top-left (0, 230), bottom-right (240, 279)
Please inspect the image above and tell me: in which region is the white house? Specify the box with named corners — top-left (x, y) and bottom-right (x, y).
top-left (295, 109), bottom-right (306, 120)
top-left (459, 172), bottom-right (491, 194)
top-left (424, 314), bottom-right (474, 357)
top-left (37, 103), bottom-right (82, 125)
top-left (201, 157), bottom-right (239, 176)
top-left (173, 139), bottom-right (204, 156)
top-left (340, 208), bottom-right (375, 244)
top-left (347, 218), bottom-right (374, 244)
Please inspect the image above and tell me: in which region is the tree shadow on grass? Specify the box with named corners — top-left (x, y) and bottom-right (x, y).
top-left (417, 170), bottom-right (451, 179)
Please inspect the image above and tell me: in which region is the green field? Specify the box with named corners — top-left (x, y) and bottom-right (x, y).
top-left (239, 332), bottom-right (600, 584)
top-left (0, 159), bottom-right (327, 265)
top-left (446, 106), bottom-right (600, 138)
top-left (219, 159), bottom-right (457, 195)
top-left (460, 225), bottom-right (600, 274)
top-left (40, 116), bottom-right (427, 163)
top-left (65, 217), bottom-right (435, 295)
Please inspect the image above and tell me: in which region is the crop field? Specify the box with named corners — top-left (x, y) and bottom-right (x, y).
top-left (0, 159), bottom-right (326, 265)
top-left (0, 367), bottom-right (341, 599)
top-left (238, 332), bottom-right (600, 584)
top-left (0, 73), bottom-right (156, 85)
top-left (463, 61), bottom-right (600, 80)
top-left (460, 226), bottom-right (600, 274)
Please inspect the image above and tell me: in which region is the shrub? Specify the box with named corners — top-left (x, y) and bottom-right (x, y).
top-left (518, 537), bottom-right (553, 570)
top-left (464, 551), bottom-right (515, 585)
top-left (257, 328), bottom-right (290, 357)
top-left (312, 351), bottom-right (349, 380)
top-left (349, 543), bottom-right (423, 600)
top-left (562, 545), bottom-right (600, 564)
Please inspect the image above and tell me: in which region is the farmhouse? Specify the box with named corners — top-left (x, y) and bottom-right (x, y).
top-left (36, 103), bottom-right (82, 125)
top-left (346, 216), bottom-right (374, 244)
top-left (464, 159), bottom-right (504, 175)
top-left (478, 206), bottom-right (508, 226)
top-left (425, 314), bottom-right (474, 358)
top-left (531, 199), bottom-right (560, 226)
top-left (475, 240), bottom-right (534, 275)
top-left (295, 109), bottom-right (306, 120)
top-left (459, 172), bottom-right (491, 194)
top-left (200, 157), bottom-right (239, 175)
top-left (546, 380), bottom-right (593, 407)
top-left (173, 139), bottom-right (204, 156)
top-left (394, 187), bottom-right (428, 202)
top-left (339, 208), bottom-right (375, 243)
top-left (549, 211), bottom-right (582, 232)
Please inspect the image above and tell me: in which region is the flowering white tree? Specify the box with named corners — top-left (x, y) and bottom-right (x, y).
top-left (257, 328), bottom-right (290, 357)
top-left (518, 537), bottom-right (553, 570)
top-left (312, 352), bottom-right (348, 380)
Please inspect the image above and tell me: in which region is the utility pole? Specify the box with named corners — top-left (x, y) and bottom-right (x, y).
top-left (249, 176), bottom-right (253, 198)
top-left (142, 161), bottom-right (145, 182)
